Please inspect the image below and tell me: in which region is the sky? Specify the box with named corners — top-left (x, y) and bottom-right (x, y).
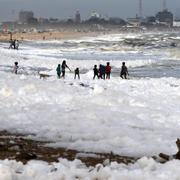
top-left (0, 0), bottom-right (180, 22)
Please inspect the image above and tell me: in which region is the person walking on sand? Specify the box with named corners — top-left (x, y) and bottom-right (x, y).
top-left (56, 64), bottom-right (61, 79)
top-left (120, 62), bottom-right (129, 79)
top-left (93, 65), bottom-right (99, 80)
top-left (105, 62), bottom-right (111, 79)
top-left (74, 68), bottom-right (80, 79)
top-left (13, 62), bottom-right (19, 74)
top-left (61, 60), bottom-right (71, 79)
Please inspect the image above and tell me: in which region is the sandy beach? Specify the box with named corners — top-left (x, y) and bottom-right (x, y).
top-left (0, 31), bottom-right (100, 42)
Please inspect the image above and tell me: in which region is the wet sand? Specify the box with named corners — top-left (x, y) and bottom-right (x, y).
top-left (0, 131), bottom-right (136, 166)
top-left (0, 31), bottom-right (99, 42)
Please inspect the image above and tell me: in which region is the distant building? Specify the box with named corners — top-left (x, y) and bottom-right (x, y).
top-left (109, 17), bottom-right (126, 25)
top-left (155, 9), bottom-right (173, 27)
top-left (19, 11), bottom-right (34, 24)
top-left (27, 17), bottom-right (38, 24)
top-left (90, 11), bottom-right (101, 20)
top-left (84, 11), bottom-right (105, 24)
top-left (38, 18), bottom-right (49, 24)
top-left (49, 18), bottom-right (59, 23)
top-left (127, 18), bottom-right (141, 27)
top-left (173, 20), bottom-right (180, 27)
top-left (146, 16), bottom-right (156, 24)
top-left (75, 11), bottom-right (81, 23)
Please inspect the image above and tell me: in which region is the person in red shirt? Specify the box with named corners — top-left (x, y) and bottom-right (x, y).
top-left (105, 62), bottom-right (111, 79)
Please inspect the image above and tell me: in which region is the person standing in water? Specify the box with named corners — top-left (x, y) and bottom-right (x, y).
top-left (61, 60), bottom-right (71, 79)
top-left (120, 62), bottom-right (129, 79)
top-left (99, 64), bottom-right (105, 79)
top-left (105, 62), bottom-right (111, 79)
top-left (93, 65), bottom-right (99, 80)
top-left (56, 64), bottom-right (61, 79)
top-left (74, 68), bottom-right (80, 79)
top-left (13, 62), bottom-right (19, 74)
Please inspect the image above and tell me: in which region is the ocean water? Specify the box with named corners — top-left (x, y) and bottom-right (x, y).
top-left (1, 32), bottom-right (180, 78)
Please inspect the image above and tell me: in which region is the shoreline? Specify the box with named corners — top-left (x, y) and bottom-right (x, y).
top-left (1, 27), bottom-right (180, 42)
top-left (0, 31), bottom-right (101, 42)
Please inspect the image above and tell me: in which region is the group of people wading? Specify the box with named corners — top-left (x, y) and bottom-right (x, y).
top-left (56, 60), bottom-right (81, 80)
top-left (56, 61), bottom-right (129, 80)
top-left (13, 60), bottom-right (129, 79)
top-left (93, 62), bottom-right (129, 80)
top-left (93, 62), bottom-right (111, 80)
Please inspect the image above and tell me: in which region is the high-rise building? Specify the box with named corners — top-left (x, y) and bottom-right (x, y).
top-left (19, 11), bottom-right (34, 24)
top-left (156, 9), bottom-right (173, 27)
top-left (75, 11), bottom-right (81, 23)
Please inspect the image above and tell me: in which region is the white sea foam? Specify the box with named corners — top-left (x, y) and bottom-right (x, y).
top-left (0, 158), bottom-right (180, 179)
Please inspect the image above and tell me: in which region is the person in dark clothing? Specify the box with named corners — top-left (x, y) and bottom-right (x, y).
top-left (120, 62), bottom-right (129, 79)
top-left (9, 40), bottom-right (13, 49)
top-left (105, 62), bottom-right (111, 79)
top-left (56, 64), bottom-right (61, 79)
top-left (61, 60), bottom-right (71, 79)
top-left (74, 68), bottom-right (80, 79)
top-left (99, 64), bottom-right (105, 79)
top-left (13, 62), bottom-right (19, 74)
top-left (9, 39), bottom-right (16, 49)
top-left (93, 65), bottom-right (99, 80)
top-left (13, 39), bottom-right (16, 49)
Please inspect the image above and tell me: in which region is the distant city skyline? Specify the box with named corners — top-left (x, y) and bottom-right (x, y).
top-left (0, 0), bottom-right (180, 22)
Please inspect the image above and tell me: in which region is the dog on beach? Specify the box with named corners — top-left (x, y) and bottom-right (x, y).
top-left (38, 71), bottom-right (51, 79)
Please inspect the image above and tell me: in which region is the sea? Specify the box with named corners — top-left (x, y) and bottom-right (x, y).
top-left (1, 31), bottom-right (180, 78)
top-left (3, 32), bottom-right (180, 76)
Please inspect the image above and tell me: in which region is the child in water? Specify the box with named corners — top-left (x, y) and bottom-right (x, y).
top-left (56, 64), bottom-right (61, 79)
top-left (74, 68), bottom-right (80, 79)
top-left (13, 62), bottom-right (19, 74)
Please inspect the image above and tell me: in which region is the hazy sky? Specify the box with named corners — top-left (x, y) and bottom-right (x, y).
top-left (0, 0), bottom-right (180, 22)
